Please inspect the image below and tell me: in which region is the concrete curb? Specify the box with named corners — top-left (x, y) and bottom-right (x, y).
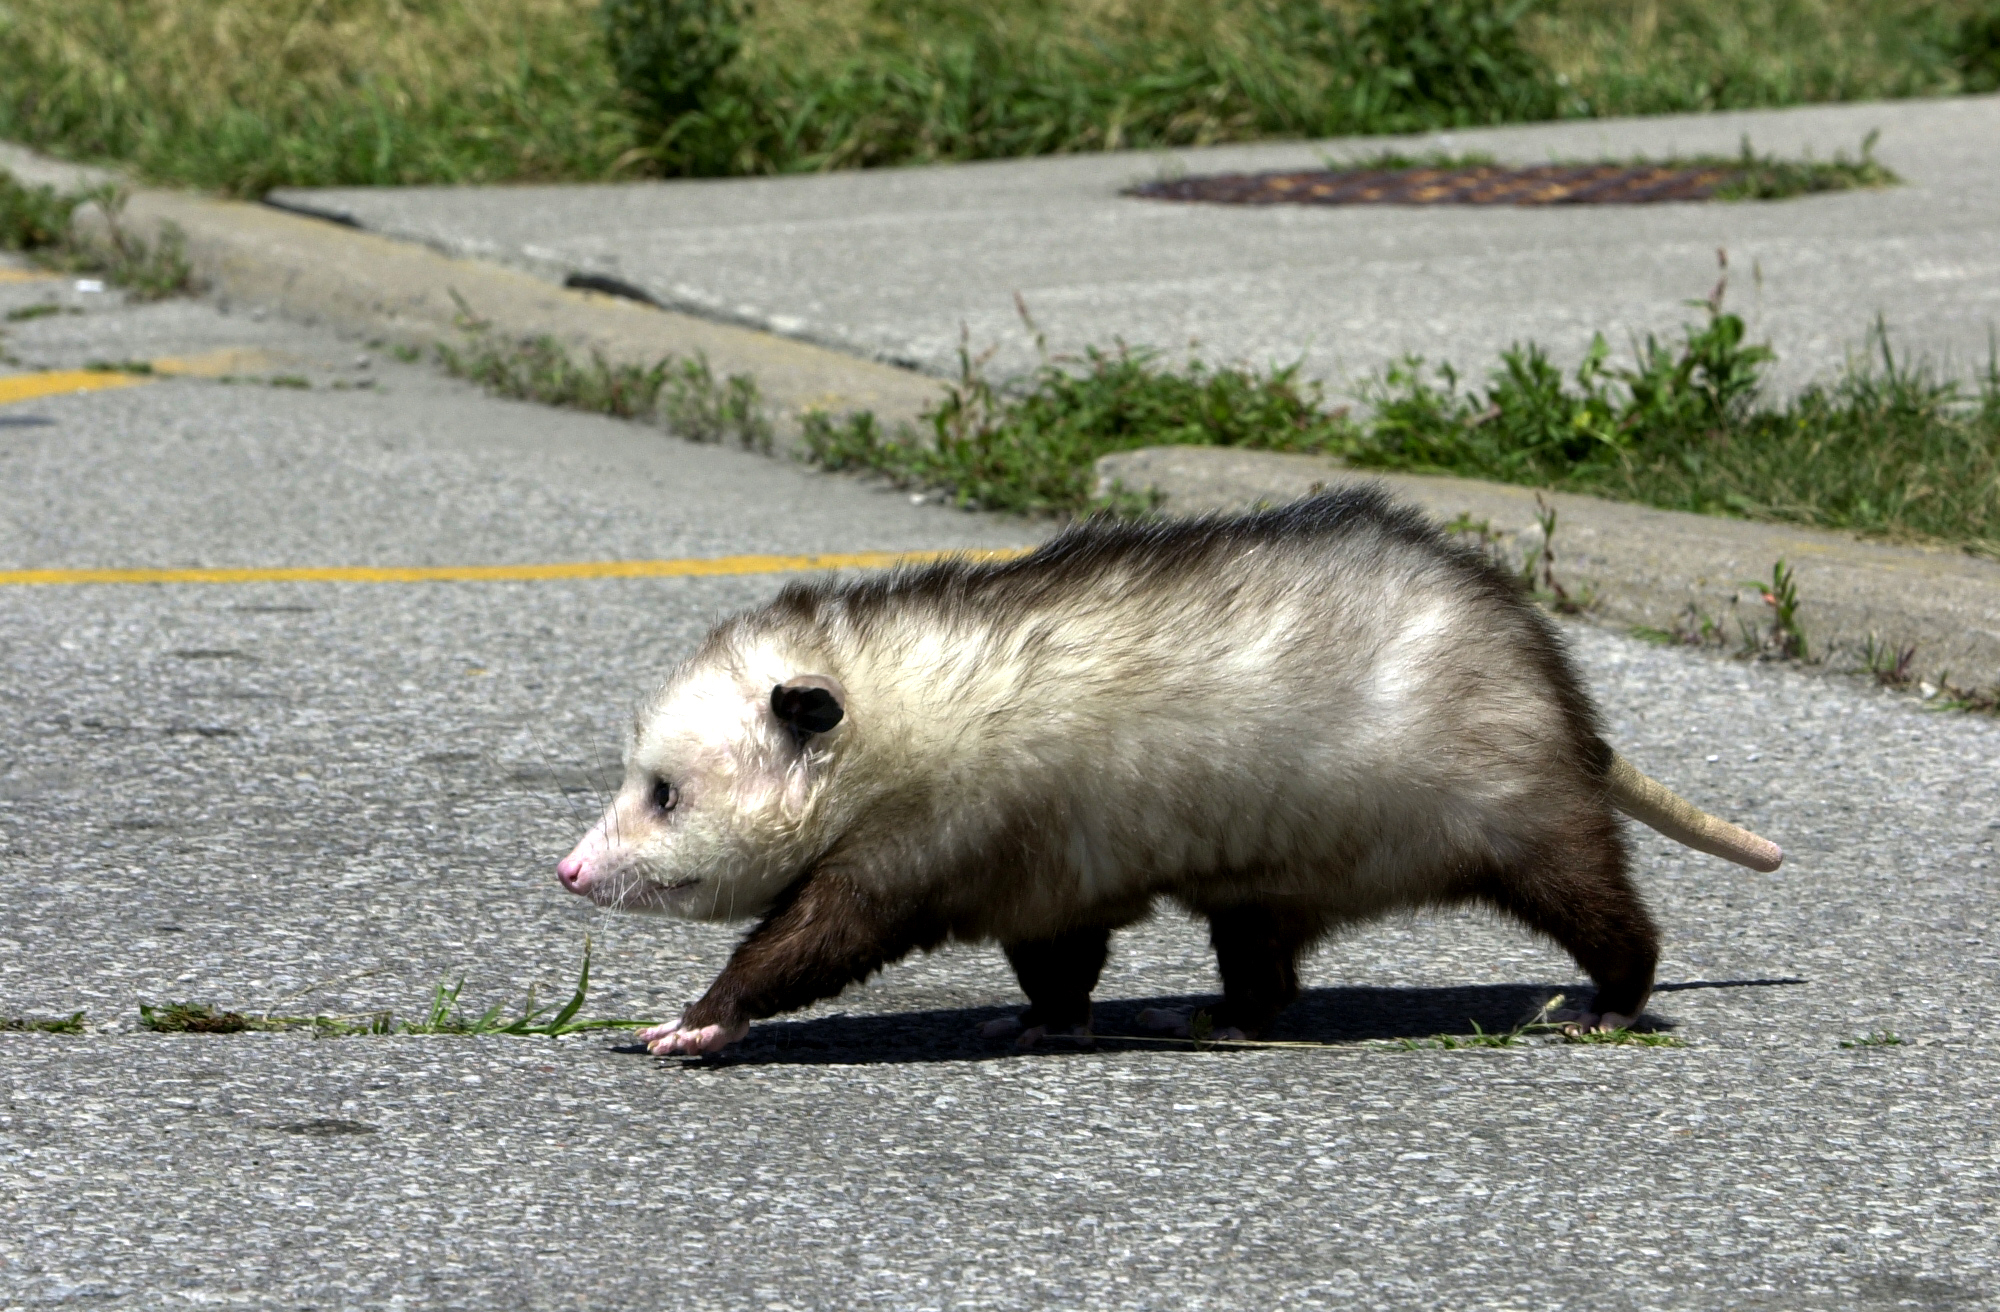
top-left (1097, 445), bottom-right (2000, 694)
top-left (0, 142), bottom-right (939, 439)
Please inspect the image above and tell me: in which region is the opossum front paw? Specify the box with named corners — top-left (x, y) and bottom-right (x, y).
top-left (640, 1019), bottom-right (749, 1056)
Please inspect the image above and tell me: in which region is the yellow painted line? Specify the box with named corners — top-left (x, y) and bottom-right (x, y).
top-left (0, 350), bottom-right (291, 407)
top-left (151, 348), bottom-right (287, 378)
top-left (0, 267), bottom-right (59, 284)
top-left (0, 368), bottom-right (152, 406)
top-left (0, 547), bottom-right (1035, 588)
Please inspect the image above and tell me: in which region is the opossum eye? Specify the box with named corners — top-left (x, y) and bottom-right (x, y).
top-left (649, 777), bottom-right (679, 814)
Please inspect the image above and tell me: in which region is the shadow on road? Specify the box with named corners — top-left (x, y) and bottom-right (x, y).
top-left (630, 978), bottom-right (1805, 1067)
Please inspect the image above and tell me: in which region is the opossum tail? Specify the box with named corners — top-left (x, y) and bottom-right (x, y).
top-left (1605, 752), bottom-right (1784, 872)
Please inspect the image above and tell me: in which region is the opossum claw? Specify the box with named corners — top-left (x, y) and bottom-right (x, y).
top-left (1552, 1009), bottom-right (1637, 1036)
top-left (640, 1019), bottom-right (749, 1056)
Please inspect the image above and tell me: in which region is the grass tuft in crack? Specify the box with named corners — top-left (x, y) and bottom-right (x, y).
top-left (1346, 279), bottom-right (2000, 553)
top-left (3, 1011), bottom-right (88, 1034)
top-left (1383, 993), bottom-right (1684, 1049)
top-left (804, 269), bottom-right (2000, 557)
top-left (1313, 133), bottom-right (1899, 201)
top-left (437, 319), bottom-right (772, 452)
top-left (0, 168), bottom-right (196, 298)
top-left (805, 335), bottom-right (1357, 516)
top-left (139, 938), bottom-right (652, 1039)
top-left (1704, 131), bottom-right (1898, 200)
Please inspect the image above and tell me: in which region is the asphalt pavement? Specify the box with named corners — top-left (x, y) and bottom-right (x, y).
top-left (274, 96), bottom-right (2000, 399)
top-left (5, 267), bottom-right (2000, 1309)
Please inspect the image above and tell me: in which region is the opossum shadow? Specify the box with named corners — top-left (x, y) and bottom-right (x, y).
top-left (622, 979), bottom-right (1802, 1067)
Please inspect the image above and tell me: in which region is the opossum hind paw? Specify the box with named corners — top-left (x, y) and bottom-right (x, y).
top-left (978, 1014), bottom-right (1095, 1049)
top-left (641, 1020), bottom-right (749, 1056)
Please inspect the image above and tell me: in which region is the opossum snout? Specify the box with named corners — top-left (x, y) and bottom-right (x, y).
top-left (556, 815), bottom-right (629, 902)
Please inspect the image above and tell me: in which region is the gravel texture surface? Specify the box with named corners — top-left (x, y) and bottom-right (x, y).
top-left (3, 283), bottom-right (1997, 1309)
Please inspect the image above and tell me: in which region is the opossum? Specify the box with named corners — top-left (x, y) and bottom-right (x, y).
top-left (556, 488), bottom-right (1782, 1056)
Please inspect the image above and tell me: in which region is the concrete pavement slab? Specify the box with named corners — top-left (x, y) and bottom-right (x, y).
top-left (274, 97), bottom-right (2000, 398)
top-left (5, 267), bottom-right (2000, 1309)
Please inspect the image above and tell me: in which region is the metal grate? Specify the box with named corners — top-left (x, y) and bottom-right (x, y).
top-left (1128, 163), bottom-right (1745, 207)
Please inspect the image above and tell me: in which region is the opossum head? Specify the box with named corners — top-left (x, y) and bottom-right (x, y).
top-left (557, 663), bottom-right (847, 921)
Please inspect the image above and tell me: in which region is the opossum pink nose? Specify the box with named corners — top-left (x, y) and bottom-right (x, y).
top-left (557, 854), bottom-right (588, 891)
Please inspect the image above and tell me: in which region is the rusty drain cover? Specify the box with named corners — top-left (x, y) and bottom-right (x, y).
top-left (1128, 163), bottom-right (1743, 207)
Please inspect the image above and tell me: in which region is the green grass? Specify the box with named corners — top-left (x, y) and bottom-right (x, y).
top-left (437, 319), bottom-right (773, 450)
top-left (138, 938), bottom-right (653, 1039)
top-left (3, 303), bottom-right (76, 321)
top-left (0, 168), bottom-right (196, 297)
top-left (1346, 304), bottom-right (2000, 554)
top-left (1297, 133), bottom-right (1901, 202)
top-left (0, 0), bottom-right (1994, 193)
top-left (805, 335), bottom-right (1357, 515)
top-left (1702, 132), bottom-right (1899, 199)
top-left (1382, 992), bottom-right (1685, 1048)
top-left (2, 1011), bottom-right (88, 1034)
top-left (800, 295), bottom-right (2000, 556)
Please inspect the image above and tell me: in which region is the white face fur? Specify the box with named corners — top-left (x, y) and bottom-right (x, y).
top-left (555, 663), bottom-right (845, 921)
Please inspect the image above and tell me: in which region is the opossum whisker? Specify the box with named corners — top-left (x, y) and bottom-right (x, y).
top-left (515, 726), bottom-right (596, 830)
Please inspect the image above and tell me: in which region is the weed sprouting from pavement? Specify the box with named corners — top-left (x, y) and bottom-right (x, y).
top-left (3, 1011), bottom-right (87, 1034)
top-left (138, 938), bottom-right (652, 1040)
top-left (1862, 634), bottom-right (1920, 688)
top-left (0, 168), bottom-right (196, 298)
top-left (1702, 131), bottom-right (1899, 200)
top-left (436, 320), bottom-right (772, 451)
top-left (1311, 134), bottom-right (1898, 202)
top-left (1439, 503), bottom-right (1588, 613)
top-left (139, 1002), bottom-right (296, 1034)
top-left (1632, 604), bottom-right (1727, 650)
top-left (1742, 559), bottom-right (1809, 660)
top-left (802, 334), bottom-right (1356, 515)
top-left (4, 303), bottom-right (76, 322)
top-left (1382, 994), bottom-right (1684, 1050)
top-left (803, 273), bottom-right (2000, 558)
top-left (0, 169), bottom-right (79, 250)
top-left (1520, 493), bottom-right (1589, 613)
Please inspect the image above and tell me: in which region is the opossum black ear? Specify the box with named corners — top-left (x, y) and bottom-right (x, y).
top-left (771, 678), bottom-right (845, 740)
